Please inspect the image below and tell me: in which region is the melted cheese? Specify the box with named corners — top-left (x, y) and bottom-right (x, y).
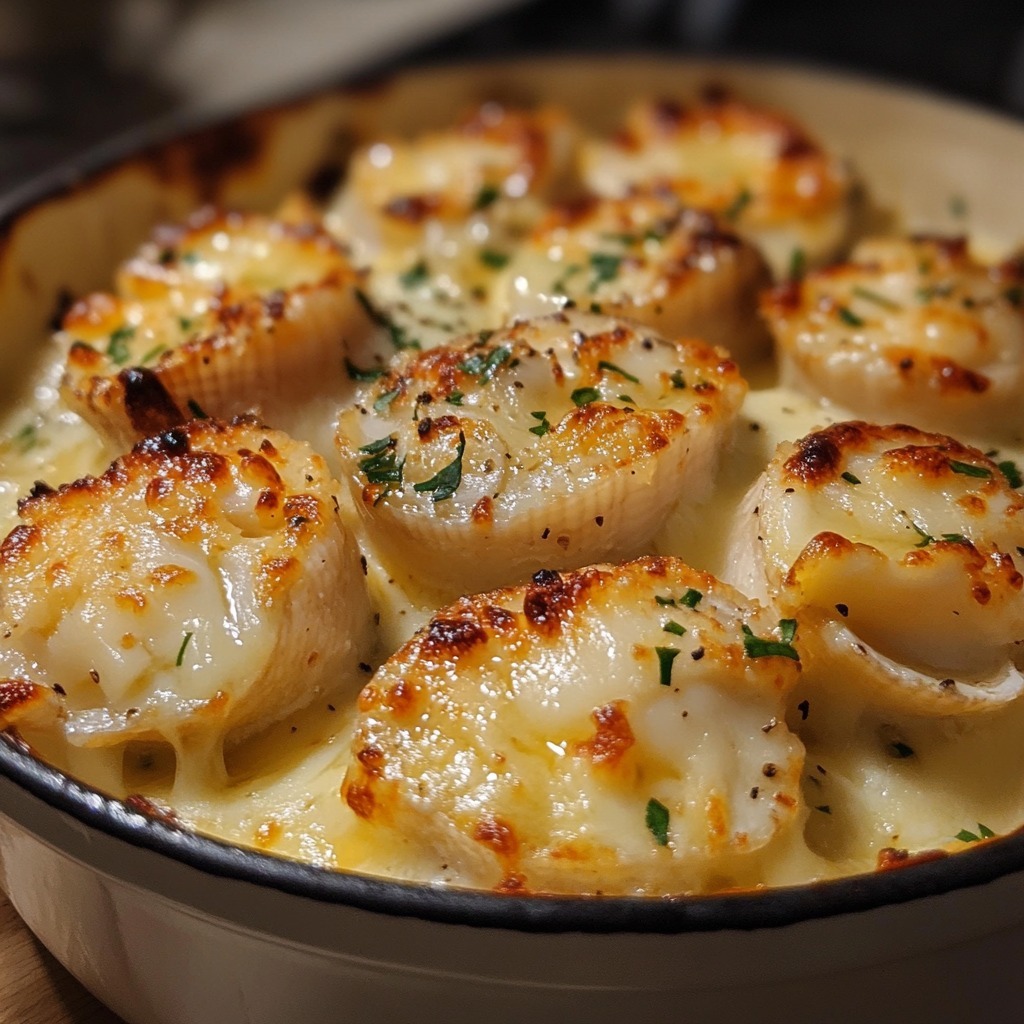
top-left (2, 86), bottom-right (1023, 895)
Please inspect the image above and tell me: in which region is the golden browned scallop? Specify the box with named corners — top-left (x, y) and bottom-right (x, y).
top-left (343, 556), bottom-right (805, 895)
top-left (60, 207), bottom-right (378, 451)
top-left (0, 417), bottom-right (374, 789)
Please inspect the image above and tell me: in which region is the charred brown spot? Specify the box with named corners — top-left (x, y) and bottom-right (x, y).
top-left (932, 357), bottom-right (990, 394)
top-left (0, 524), bottom-right (39, 566)
top-left (474, 815), bottom-right (519, 858)
top-left (471, 496), bottom-right (493, 524)
top-left (908, 234), bottom-right (968, 262)
top-left (263, 290), bottom-right (286, 320)
top-left (876, 846), bottom-right (950, 871)
top-left (356, 743), bottom-right (387, 777)
top-left (784, 429), bottom-right (845, 484)
top-left (384, 195), bottom-right (440, 223)
top-left (381, 679), bottom-right (418, 716)
top-left (121, 368), bottom-right (187, 437)
top-left (482, 604), bottom-right (517, 632)
top-left (522, 568), bottom-right (592, 632)
top-left (0, 679), bottom-right (43, 717)
top-left (422, 617), bottom-right (488, 659)
top-left (575, 700), bottom-right (635, 767)
top-left (650, 97), bottom-right (686, 130)
top-left (344, 779), bottom-right (377, 819)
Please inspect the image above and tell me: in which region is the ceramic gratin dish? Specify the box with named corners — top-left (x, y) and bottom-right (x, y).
top-left (2, 57), bottom-right (1024, 1023)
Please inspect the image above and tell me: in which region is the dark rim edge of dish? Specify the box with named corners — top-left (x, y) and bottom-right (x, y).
top-left (1, 52), bottom-right (1024, 936)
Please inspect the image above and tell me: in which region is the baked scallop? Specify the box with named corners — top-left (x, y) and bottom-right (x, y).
top-left (335, 310), bottom-right (747, 598)
top-left (762, 236), bottom-right (1024, 441)
top-left (580, 89), bottom-right (853, 278)
top-left (504, 191), bottom-right (772, 363)
top-left (0, 417), bottom-right (374, 788)
top-left (724, 421), bottom-right (1024, 714)
top-left (343, 556), bottom-right (806, 895)
top-left (59, 207), bottom-right (378, 451)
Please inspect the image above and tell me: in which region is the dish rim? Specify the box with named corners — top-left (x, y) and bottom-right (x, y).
top-left (2, 52), bottom-right (1024, 937)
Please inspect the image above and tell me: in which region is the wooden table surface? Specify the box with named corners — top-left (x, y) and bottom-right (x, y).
top-left (0, 893), bottom-right (122, 1024)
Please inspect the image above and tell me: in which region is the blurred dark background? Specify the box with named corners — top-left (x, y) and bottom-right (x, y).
top-left (1, 0), bottom-right (1023, 193)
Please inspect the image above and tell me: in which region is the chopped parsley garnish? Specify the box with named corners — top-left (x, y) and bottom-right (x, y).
top-left (680, 588), bottom-right (703, 608)
top-left (841, 471), bottom-right (861, 485)
top-left (479, 249), bottom-right (510, 270)
top-left (788, 247), bottom-right (806, 281)
top-left (355, 288), bottom-right (420, 350)
top-left (916, 282), bottom-right (954, 302)
top-left (904, 513), bottom-right (969, 548)
top-left (588, 252), bottom-right (623, 292)
top-left (529, 410), bottom-right (551, 436)
top-left (473, 183), bottom-right (500, 211)
top-left (618, 394), bottom-right (635, 404)
top-left (413, 431), bottom-right (465, 502)
top-left (106, 325), bottom-right (136, 365)
top-left (446, 390), bottom-right (464, 406)
top-left (552, 263), bottom-right (583, 295)
top-left (14, 423), bottom-right (38, 453)
top-left (889, 741), bottom-right (915, 759)
top-left (655, 595), bottom-right (676, 607)
top-left (141, 343), bottom-right (169, 364)
top-left (999, 459), bottom-right (1023, 488)
top-left (655, 646), bottom-right (680, 686)
top-left (598, 360), bottom-right (640, 384)
top-left (345, 358), bottom-right (385, 382)
top-left (851, 285), bottom-right (902, 311)
top-left (669, 370), bottom-right (686, 390)
top-left (399, 259), bottom-right (429, 289)
top-left (742, 619), bottom-right (799, 661)
top-left (358, 435), bottom-right (404, 487)
top-left (662, 620), bottom-right (686, 637)
top-left (645, 798), bottom-right (670, 846)
top-left (373, 388), bottom-right (401, 414)
top-left (837, 305), bottom-right (865, 327)
top-left (459, 344), bottom-right (512, 384)
top-left (571, 386), bottom-right (601, 407)
top-left (186, 399), bottom-right (208, 419)
top-left (176, 631), bottom-right (194, 667)
top-left (955, 823), bottom-right (995, 843)
top-left (724, 187), bottom-right (753, 222)
top-left (948, 459), bottom-right (992, 479)
top-left (178, 316), bottom-right (194, 333)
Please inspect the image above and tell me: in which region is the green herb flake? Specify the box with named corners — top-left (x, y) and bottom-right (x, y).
top-left (724, 187), bottom-right (753, 222)
top-left (141, 343), bottom-right (169, 365)
top-left (955, 823), bottom-right (995, 843)
top-left (655, 595), bottom-right (677, 607)
top-left (949, 194), bottom-right (968, 218)
top-left (479, 249), bottom-right (510, 270)
top-left (358, 435), bottom-right (404, 487)
top-left (588, 252), bottom-right (623, 292)
top-left (176, 631), bottom-right (194, 667)
top-left (851, 285), bottom-right (902, 311)
top-left (106, 325), bottom-right (136, 365)
top-left (186, 399), bottom-right (208, 419)
top-left (741, 621), bottom-right (800, 661)
top-left (179, 250), bottom-right (201, 266)
top-left (571, 386), bottom-right (601, 407)
top-left (551, 263), bottom-right (583, 295)
top-left (345, 358), bottom-right (385, 382)
top-left (841, 471), bottom-right (861, 485)
top-left (178, 316), bottom-right (194, 333)
top-left (413, 431), bottom-right (465, 502)
top-left (399, 259), bottom-right (429, 289)
top-left (999, 460), bottom-right (1023, 488)
top-left (669, 370), bottom-right (687, 390)
top-left (662, 620), bottom-right (686, 637)
top-left (528, 410), bottom-right (551, 437)
top-left (598, 360), bottom-right (640, 384)
top-left (948, 459), bottom-right (992, 479)
top-left (473, 184), bottom-right (500, 211)
top-left (14, 423), bottom-right (38, 453)
top-left (837, 305), bottom-right (865, 328)
top-left (373, 388), bottom-right (401, 414)
top-left (788, 247), bottom-right (806, 281)
top-left (655, 646), bottom-right (680, 686)
top-left (459, 344), bottom-right (512, 384)
top-left (355, 288), bottom-right (420, 351)
top-left (446, 390), bottom-right (464, 407)
top-left (680, 588), bottom-right (703, 609)
top-left (645, 797), bottom-right (671, 846)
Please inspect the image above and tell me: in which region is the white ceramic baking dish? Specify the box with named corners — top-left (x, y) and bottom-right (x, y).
top-left (2, 57), bottom-right (1024, 1024)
